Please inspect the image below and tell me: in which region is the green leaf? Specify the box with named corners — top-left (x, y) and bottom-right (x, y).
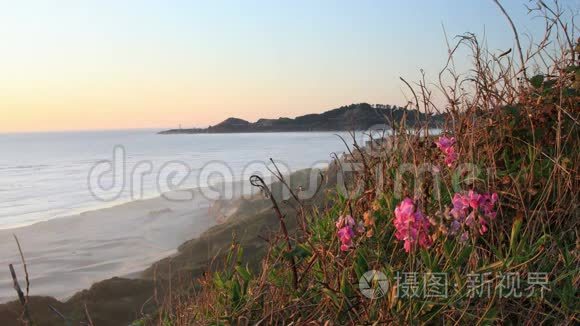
top-left (354, 251), bottom-right (368, 280)
top-left (529, 74), bottom-right (544, 88)
top-left (235, 265), bottom-right (252, 282)
top-left (457, 245), bottom-right (473, 268)
top-left (531, 234), bottom-right (549, 253)
top-left (481, 306), bottom-right (499, 324)
top-left (340, 272), bottom-right (352, 297)
top-left (509, 217), bottom-right (523, 256)
top-left (322, 288), bottom-right (341, 308)
top-left (564, 64), bottom-right (579, 73)
top-left (214, 272), bottom-right (224, 289)
top-left (476, 260), bottom-right (504, 273)
top-left (231, 280), bottom-right (241, 306)
top-left (284, 244), bottom-right (312, 261)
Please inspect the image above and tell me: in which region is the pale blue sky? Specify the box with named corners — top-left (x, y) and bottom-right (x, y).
top-left (0, 0), bottom-right (577, 131)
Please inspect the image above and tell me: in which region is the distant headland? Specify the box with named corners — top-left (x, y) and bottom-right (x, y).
top-left (158, 103), bottom-right (445, 134)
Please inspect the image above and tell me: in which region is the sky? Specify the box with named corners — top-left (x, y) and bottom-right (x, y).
top-left (0, 0), bottom-right (576, 132)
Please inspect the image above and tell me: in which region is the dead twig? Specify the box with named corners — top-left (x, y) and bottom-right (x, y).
top-left (48, 304), bottom-right (69, 325)
top-left (12, 235), bottom-right (30, 300)
top-left (10, 234), bottom-right (33, 326)
top-left (493, 0), bottom-right (529, 81)
top-left (83, 303), bottom-right (94, 326)
top-left (250, 175), bottom-right (299, 290)
top-left (9, 264), bottom-right (33, 325)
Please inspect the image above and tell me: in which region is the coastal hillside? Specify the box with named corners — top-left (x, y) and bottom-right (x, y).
top-left (153, 9), bottom-right (579, 326)
top-left (159, 103), bottom-right (445, 134)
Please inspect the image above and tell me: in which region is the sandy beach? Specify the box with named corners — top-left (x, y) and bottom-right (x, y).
top-left (0, 189), bottom-right (222, 303)
top-left (0, 166), bottom-right (332, 324)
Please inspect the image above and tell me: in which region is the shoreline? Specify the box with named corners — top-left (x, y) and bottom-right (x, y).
top-left (0, 173), bottom-right (292, 303)
top-left (0, 188), bottom-right (222, 303)
top-left (0, 162), bottom-right (342, 324)
top-left (0, 173), bottom-right (281, 231)
top-left (0, 194), bottom-right (175, 231)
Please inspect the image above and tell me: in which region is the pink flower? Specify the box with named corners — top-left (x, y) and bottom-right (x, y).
top-left (449, 191), bottom-right (499, 238)
top-left (435, 136), bottom-right (455, 150)
top-left (443, 148), bottom-right (458, 167)
top-left (336, 215), bottom-right (356, 251)
top-left (393, 198), bottom-right (432, 253)
top-left (337, 226), bottom-right (355, 251)
top-left (335, 214), bottom-right (355, 229)
top-left (466, 190), bottom-right (482, 209)
top-left (395, 198), bottom-right (415, 218)
top-left (450, 193), bottom-right (467, 220)
top-left (435, 136), bottom-right (457, 167)
top-left (449, 220), bottom-right (461, 235)
top-left (478, 192), bottom-right (499, 221)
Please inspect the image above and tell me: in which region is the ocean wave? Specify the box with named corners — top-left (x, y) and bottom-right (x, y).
top-left (0, 164), bottom-right (51, 171)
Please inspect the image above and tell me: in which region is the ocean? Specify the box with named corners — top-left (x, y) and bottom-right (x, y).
top-left (0, 130), bottom-right (354, 229)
